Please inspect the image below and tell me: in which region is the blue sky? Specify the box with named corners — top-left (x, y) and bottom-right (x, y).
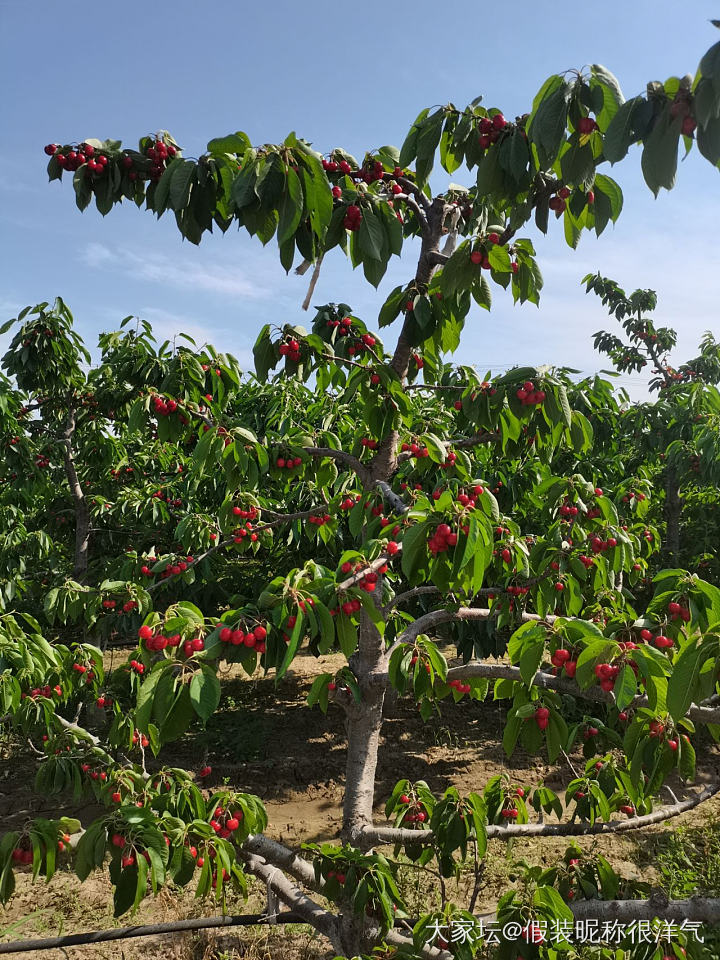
top-left (1, 1), bottom-right (719, 399)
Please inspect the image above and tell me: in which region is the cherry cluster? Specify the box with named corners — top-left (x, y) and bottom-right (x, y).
top-left (123, 138), bottom-right (177, 183)
top-left (308, 513), bottom-right (331, 526)
top-left (45, 142), bottom-right (110, 177)
top-left (22, 683), bottom-right (62, 701)
top-left (275, 455), bottom-right (302, 471)
top-left (152, 395), bottom-right (178, 416)
top-left (428, 522), bottom-right (458, 555)
top-left (232, 523), bottom-right (258, 544)
top-left (342, 204), bottom-right (363, 231)
top-left (400, 440), bottom-right (430, 458)
top-left (279, 338), bottom-right (301, 363)
top-left (398, 793), bottom-right (429, 824)
top-left (331, 597), bottom-right (363, 617)
top-left (534, 705), bottom-right (550, 730)
top-left (232, 504), bottom-right (258, 519)
top-left (515, 380), bottom-right (546, 406)
top-left (477, 113), bottom-right (509, 151)
top-left (209, 803), bottom-right (244, 839)
top-left (219, 623), bottom-right (267, 653)
top-left (549, 647), bottom-right (577, 678)
top-left (448, 678), bottom-right (472, 695)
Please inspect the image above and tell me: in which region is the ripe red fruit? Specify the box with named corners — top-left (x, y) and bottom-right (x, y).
top-left (667, 739), bottom-right (678, 751)
top-left (586, 190), bottom-right (595, 204)
top-left (198, 765), bottom-right (212, 778)
top-left (44, 143), bottom-right (59, 156)
top-left (226, 817), bottom-right (240, 831)
top-left (253, 625), bottom-right (267, 641)
top-left (578, 116), bottom-right (597, 135)
top-left (492, 113), bottom-right (507, 130)
top-left (682, 116), bottom-right (697, 136)
top-left (111, 791), bottom-right (122, 803)
top-left (554, 582), bottom-right (565, 592)
top-left (138, 625), bottom-right (153, 641)
top-left (470, 250), bottom-right (483, 264)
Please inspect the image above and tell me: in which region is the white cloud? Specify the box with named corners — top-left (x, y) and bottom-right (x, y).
top-left (80, 243), bottom-right (273, 299)
top-left (120, 307), bottom-right (255, 370)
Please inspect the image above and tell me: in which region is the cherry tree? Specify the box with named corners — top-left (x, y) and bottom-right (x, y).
top-left (1, 29), bottom-right (720, 960)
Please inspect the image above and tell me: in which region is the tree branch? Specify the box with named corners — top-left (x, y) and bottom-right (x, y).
top-left (358, 780), bottom-right (720, 848)
top-left (240, 852), bottom-right (339, 947)
top-left (303, 446), bottom-right (371, 484)
top-left (243, 835), bottom-right (319, 890)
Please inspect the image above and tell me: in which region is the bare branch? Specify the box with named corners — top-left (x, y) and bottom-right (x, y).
top-left (386, 929), bottom-right (452, 960)
top-left (358, 780), bottom-right (720, 848)
top-left (374, 480), bottom-right (409, 514)
top-left (241, 852), bottom-right (339, 946)
top-left (244, 835), bottom-right (319, 890)
top-left (571, 895), bottom-right (720, 926)
top-left (337, 550), bottom-right (401, 592)
top-left (384, 585), bottom-right (441, 613)
top-left (452, 431), bottom-right (499, 449)
top-left (303, 446), bottom-right (371, 484)
top-left (55, 714), bottom-right (100, 746)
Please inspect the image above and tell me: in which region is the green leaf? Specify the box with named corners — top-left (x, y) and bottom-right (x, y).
top-left (159, 686), bottom-right (195, 742)
top-left (603, 96), bottom-right (643, 163)
top-left (277, 167), bottom-right (304, 248)
top-left (519, 641), bottom-right (544, 686)
top-left (398, 108), bottom-right (429, 168)
top-left (415, 111), bottom-right (445, 186)
top-left (529, 78), bottom-right (572, 164)
top-left (533, 884), bottom-right (574, 922)
top-left (359, 207), bottom-right (386, 262)
top-left (614, 664), bottom-right (637, 711)
top-left (378, 286), bottom-right (405, 328)
top-left (401, 523), bottom-right (428, 581)
top-left (207, 132), bottom-right (251, 155)
top-left (189, 668), bottom-right (221, 723)
top-left (667, 641), bottom-right (704, 721)
top-left (641, 111), bottom-right (682, 196)
top-left (169, 160), bottom-right (197, 211)
top-left (697, 114), bottom-right (720, 165)
top-left (678, 737), bottom-right (696, 782)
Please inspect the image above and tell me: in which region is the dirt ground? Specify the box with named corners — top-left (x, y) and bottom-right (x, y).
top-left (1, 648), bottom-right (719, 960)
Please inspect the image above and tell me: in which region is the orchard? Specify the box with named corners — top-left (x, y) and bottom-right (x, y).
top-left (2, 25), bottom-right (720, 960)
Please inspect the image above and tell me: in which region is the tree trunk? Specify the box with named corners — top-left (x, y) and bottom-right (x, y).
top-left (663, 465), bottom-right (683, 562)
top-left (61, 406), bottom-right (90, 579)
top-left (335, 194), bottom-right (448, 956)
